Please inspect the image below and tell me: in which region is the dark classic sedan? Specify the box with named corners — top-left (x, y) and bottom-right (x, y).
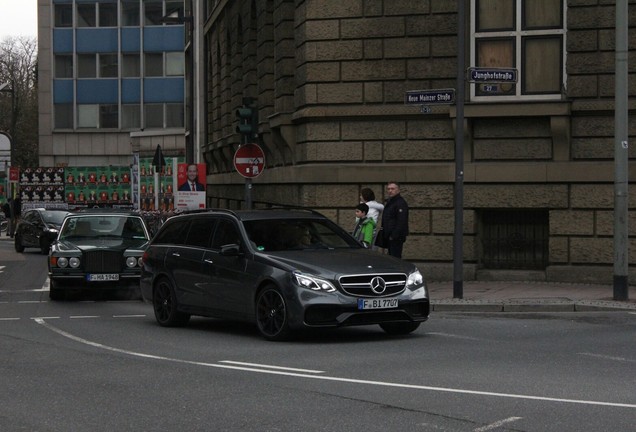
top-left (15, 208), bottom-right (71, 254)
top-left (48, 212), bottom-right (150, 300)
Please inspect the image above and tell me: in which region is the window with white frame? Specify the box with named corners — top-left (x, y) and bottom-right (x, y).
top-left (470, 0), bottom-right (566, 101)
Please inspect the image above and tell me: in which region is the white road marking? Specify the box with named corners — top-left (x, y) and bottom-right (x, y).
top-left (18, 301), bottom-right (47, 304)
top-left (33, 318), bottom-right (636, 409)
top-left (427, 332), bottom-right (483, 341)
top-left (70, 316), bottom-right (100, 319)
top-left (579, 352), bottom-right (635, 363)
top-left (0, 317), bottom-right (20, 321)
top-left (474, 417), bottom-right (523, 431)
top-left (112, 314), bottom-right (146, 318)
top-left (220, 360), bottom-right (324, 374)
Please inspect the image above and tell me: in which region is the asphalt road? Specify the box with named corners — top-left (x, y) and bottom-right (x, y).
top-left (1, 241), bottom-right (635, 431)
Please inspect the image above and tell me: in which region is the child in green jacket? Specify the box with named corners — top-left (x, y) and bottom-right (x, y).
top-left (352, 203), bottom-right (376, 248)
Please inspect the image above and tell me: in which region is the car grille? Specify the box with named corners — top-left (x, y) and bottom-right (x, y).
top-left (83, 251), bottom-right (123, 273)
top-left (338, 273), bottom-right (407, 297)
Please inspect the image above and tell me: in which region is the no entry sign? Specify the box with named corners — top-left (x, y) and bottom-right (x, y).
top-left (234, 143), bottom-right (265, 178)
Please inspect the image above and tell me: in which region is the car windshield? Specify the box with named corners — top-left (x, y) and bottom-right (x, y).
top-left (243, 218), bottom-right (360, 252)
top-left (59, 215), bottom-right (148, 240)
top-left (42, 210), bottom-right (70, 224)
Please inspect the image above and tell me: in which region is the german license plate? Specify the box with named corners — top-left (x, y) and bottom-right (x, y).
top-left (87, 273), bottom-right (119, 282)
top-left (357, 298), bottom-right (398, 310)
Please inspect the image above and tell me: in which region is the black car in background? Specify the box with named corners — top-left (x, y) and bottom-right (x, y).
top-left (140, 208), bottom-right (430, 341)
top-left (48, 211), bottom-right (150, 300)
top-left (15, 208), bottom-right (71, 254)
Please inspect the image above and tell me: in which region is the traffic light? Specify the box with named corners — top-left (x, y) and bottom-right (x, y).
top-left (235, 98), bottom-right (258, 143)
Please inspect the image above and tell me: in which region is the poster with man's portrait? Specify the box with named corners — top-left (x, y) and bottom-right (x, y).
top-left (176, 163), bottom-right (206, 210)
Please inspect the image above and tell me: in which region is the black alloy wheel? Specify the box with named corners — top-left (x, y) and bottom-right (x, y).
top-left (153, 278), bottom-right (190, 327)
top-left (14, 234), bottom-right (24, 253)
top-left (256, 286), bottom-right (292, 341)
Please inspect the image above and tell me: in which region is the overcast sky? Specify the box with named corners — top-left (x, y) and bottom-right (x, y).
top-left (0, 0), bottom-right (37, 40)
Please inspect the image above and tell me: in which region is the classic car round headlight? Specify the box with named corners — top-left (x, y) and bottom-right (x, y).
top-left (57, 257), bottom-right (68, 268)
top-left (137, 257), bottom-right (143, 267)
top-left (126, 257), bottom-right (139, 268)
top-left (69, 257), bottom-right (81, 268)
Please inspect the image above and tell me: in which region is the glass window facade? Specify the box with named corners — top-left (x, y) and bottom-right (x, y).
top-left (471, 0), bottom-right (566, 100)
top-left (52, 0), bottom-right (186, 131)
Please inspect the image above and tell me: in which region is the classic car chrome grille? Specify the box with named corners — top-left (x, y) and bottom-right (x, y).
top-left (338, 273), bottom-right (407, 297)
top-left (83, 251), bottom-right (123, 273)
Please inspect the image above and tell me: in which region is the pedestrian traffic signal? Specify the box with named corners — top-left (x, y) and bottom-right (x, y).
top-left (236, 101), bottom-right (258, 142)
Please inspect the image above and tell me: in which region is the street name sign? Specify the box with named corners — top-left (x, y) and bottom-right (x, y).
top-left (468, 67), bottom-right (517, 83)
top-left (405, 89), bottom-right (455, 105)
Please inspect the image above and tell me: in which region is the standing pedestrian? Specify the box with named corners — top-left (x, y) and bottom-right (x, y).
top-left (359, 187), bottom-right (384, 224)
top-left (380, 182), bottom-right (409, 258)
top-left (4, 198), bottom-right (15, 238)
top-left (352, 203), bottom-right (375, 248)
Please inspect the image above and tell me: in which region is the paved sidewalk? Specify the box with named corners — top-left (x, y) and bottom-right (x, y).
top-left (2, 233), bottom-right (634, 312)
top-left (428, 280), bottom-right (636, 312)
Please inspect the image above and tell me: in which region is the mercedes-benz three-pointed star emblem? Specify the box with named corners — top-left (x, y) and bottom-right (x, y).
top-left (370, 276), bottom-right (386, 294)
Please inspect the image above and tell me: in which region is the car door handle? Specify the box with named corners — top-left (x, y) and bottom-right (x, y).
top-left (171, 252), bottom-right (181, 257)
top-left (204, 259), bottom-right (214, 264)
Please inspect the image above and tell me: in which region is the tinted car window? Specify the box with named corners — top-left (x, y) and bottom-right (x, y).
top-left (243, 219), bottom-right (357, 251)
top-left (210, 219), bottom-right (241, 249)
top-left (24, 211), bottom-right (39, 223)
top-left (185, 217), bottom-right (216, 248)
top-left (42, 210), bottom-right (70, 224)
top-left (153, 218), bottom-right (189, 245)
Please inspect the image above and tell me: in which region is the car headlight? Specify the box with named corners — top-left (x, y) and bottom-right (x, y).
top-left (69, 257), bottom-right (81, 268)
top-left (56, 257), bottom-right (68, 268)
top-left (293, 271), bottom-right (336, 293)
top-left (406, 270), bottom-right (424, 287)
top-left (126, 256), bottom-right (141, 268)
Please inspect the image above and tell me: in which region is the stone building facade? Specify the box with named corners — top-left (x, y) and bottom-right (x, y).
top-left (202, 0), bottom-right (636, 283)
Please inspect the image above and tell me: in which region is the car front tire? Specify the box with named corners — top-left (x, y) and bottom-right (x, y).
top-left (379, 322), bottom-right (421, 335)
top-left (153, 278), bottom-right (190, 327)
top-left (49, 280), bottom-right (66, 301)
top-left (256, 285), bottom-right (292, 341)
top-left (14, 234), bottom-right (24, 253)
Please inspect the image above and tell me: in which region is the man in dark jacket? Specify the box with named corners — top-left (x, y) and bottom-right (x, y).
top-left (380, 182), bottom-right (409, 258)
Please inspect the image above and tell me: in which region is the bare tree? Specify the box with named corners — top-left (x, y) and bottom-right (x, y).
top-left (0, 36), bottom-right (38, 169)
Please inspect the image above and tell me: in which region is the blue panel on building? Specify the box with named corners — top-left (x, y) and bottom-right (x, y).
top-left (76, 29), bottom-right (118, 53)
top-left (143, 26), bottom-right (185, 52)
top-left (53, 0), bottom-right (73, 3)
top-left (53, 80), bottom-right (74, 103)
top-left (53, 29), bottom-right (74, 53)
top-left (122, 79), bottom-right (141, 103)
top-left (121, 28), bottom-right (141, 52)
top-left (144, 78), bottom-right (184, 103)
top-left (77, 79), bottom-right (118, 104)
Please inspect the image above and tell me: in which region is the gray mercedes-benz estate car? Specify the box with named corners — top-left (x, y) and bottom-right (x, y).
top-left (140, 208), bottom-right (429, 340)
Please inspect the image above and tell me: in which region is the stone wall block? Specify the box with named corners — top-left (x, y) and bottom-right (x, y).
top-left (303, 40), bottom-right (363, 62)
top-left (404, 235), bottom-right (475, 261)
top-left (363, 141), bottom-right (383, 161)
top-left (341, 60), bottom-right (406, 81)
top-left (301, 20), bottom-right (340, 40)
top-left (363, 82), bottom-right (383, 103)
top-left (409, 209), bottom-right (431, 234)
top-left (465, 185), bottom-right (568, 208)
top-left (432, 209), bottom-right (476, 234)
top-left (406, 184), bottom-right (454, 207)
top-left (407, 118), bottom-right (453, 139)
top-left (567, 30), bottom-right (598, 51)
top-left (297, 122), bottom-right (341, 142)
top-left (549, 210), bottom-right (594, 235)
top-left (570, 237), bottom-right (613, 264)
top-left (549, 237), bottom-right (569, 263)
top-left (567, 52), bottom-right (615, 74)
top-left (595, 210), bottom-right (636, 236)
top-left (384, 37), bottom-right (430, 58)
top-left (302, 184), bottom-right (360, 207)
top-left (385, 0), bottom-right (430, 15)
top-left (568, 5), bottom-right (615, 29)
top-left (567, 75), bottom-right (599, 98)
top-left (304, 0), bottom-right (363, 19)
top-left (341, 120), bottom-right (405, 140)
top-left (473, 138), bottom-right (552, 160)
top-left (384, 140), bottom-right (454, 161)
top-left (316, 83), bottom-right (363, 104)
top-left (570, 184), bottom-right (613, 208)
top-left (341, 17), bottom-right (405, 39)
top-left (299, 62), bottom-right (341, 83)
top-left (303, 141), bottom-right (363, 162)
top-left (406, 15), bottom-right (457, 36)
top-left (571, 138), bottom-right (614, 159)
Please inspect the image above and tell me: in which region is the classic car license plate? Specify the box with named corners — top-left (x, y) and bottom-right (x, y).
top-left (357, 298), bottom-right (398, 310)
top-left (87, 273), bottom-right (119, 282)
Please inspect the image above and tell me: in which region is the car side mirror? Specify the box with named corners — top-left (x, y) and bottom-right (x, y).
top-left (220, 244), bottom-right (241, 256)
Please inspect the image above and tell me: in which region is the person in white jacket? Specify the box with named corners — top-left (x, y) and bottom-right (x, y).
top-left (359, 187), bottom-right (384, 223)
